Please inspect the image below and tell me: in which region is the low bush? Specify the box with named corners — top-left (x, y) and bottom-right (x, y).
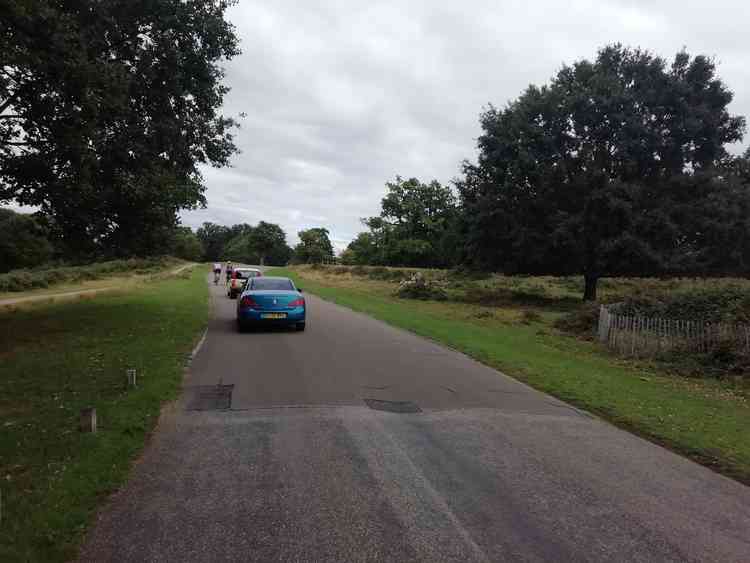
top-left (519, 309), bottom-right (542, 324)
top-left (396, 272), bottom-right (447, 301)
top-left (447, 266), bottom-right (489, 280)
top-left (367, 266), bottom-right (390, 279)
top-left (554, 303), bottom-right (601, 337)
top-left (614, 286), bottom-right (750, 324)
top-left (0, 257), bottom-right (175, 293)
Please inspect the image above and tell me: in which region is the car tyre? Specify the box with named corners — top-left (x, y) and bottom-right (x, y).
top-left (237, 320), bottom-right (246, 333)
top-left (295, 322), bottom-right (306, 332)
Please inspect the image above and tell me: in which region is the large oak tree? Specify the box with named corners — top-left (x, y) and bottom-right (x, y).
top-left (459, 45), bottom-right (746, 299)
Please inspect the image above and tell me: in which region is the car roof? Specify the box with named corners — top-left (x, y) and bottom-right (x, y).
top-left (252, 276), bottom-right (290, 281)
top-left (235, 267), bottom-right (260, 271)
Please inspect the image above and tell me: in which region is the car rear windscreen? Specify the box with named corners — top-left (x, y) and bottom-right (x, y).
top-left (235, 270), bottom-right (258, 279)
top-left (250, 278), bottom-right (294, 291)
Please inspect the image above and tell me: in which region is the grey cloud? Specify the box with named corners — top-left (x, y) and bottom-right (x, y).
top-left (183, 0), bottom-right (750, 251)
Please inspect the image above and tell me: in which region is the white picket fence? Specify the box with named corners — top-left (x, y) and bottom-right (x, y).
top-left (597, 305), bottom-right (750, 357)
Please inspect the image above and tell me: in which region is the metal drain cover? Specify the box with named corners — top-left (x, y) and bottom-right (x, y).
top-left (185, 385), bottom-right (234, 411)
top-left (363, 398), bottom-right (421, 413)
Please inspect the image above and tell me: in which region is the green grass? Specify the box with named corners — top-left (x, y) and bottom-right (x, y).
top-left (0, 266), bottom-right (208, 562)
top-left (273, 266), bottom-right (750, 485)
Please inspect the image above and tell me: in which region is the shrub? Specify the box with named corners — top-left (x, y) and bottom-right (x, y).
top-left (554, 303), bottom-right (601, 337)
top-left (614, 286), bottom-right (750, 324)
top-left (396, 272), bottom-right (447, 301)
top-left (519, 309), bottom-right (542, 324)
top-left (367, 266), bottom-right (390, 280)
top-left (448, 266), bottom-right (488, 280)
top-left (0, 257), bottom-right (175, 293)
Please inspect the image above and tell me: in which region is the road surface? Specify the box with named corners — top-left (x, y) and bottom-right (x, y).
top-left (79, 271), bottom-right (750, 562)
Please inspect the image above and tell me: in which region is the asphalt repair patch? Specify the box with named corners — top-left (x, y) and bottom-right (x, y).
top-left (363, 399), bottom-right (422, 414)
top-left (185, 384), bottom-right (234, 411)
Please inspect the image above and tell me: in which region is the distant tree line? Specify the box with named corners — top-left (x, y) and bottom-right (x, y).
top-left (195, 221), bottom-right (334, 266)
top-left (343, 45), bottom-right (750, 300)
top-left (197, 221), bottom-right (292, 266)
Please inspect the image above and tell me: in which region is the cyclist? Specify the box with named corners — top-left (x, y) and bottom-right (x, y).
top-left (212, 262), bottom-right (222, 284)
top-left (225, 261), bottom-right (234, 283)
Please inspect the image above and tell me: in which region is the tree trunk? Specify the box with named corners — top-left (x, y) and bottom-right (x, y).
top-left (583, 273), bottom-right (598, 301)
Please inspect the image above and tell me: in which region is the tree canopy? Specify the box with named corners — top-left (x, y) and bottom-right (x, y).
top-left (0, 208), bottom-right (53, 272)
top-left (169, 226), bottom-right (204, 262)
top-left (0, 0), bottom-right (240, 257)
top-left (295, 228), bottom-right (334, 263)
top-left (248, 221), bottom-right (287, 265)
top-left (344, 177), bottom-right (459, 267)
top-left (458, 44), bottom-right (747, 299)
top-left (196, 220), bottom-right (292, 265)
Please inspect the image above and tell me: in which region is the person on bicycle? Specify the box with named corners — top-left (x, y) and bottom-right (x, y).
top-left (225, 261), bottom-right (234, 283)
top-left (212, 262), bottom-right (222, 284)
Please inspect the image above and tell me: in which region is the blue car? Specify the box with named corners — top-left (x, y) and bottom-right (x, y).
top-left (236, 276), bottom-right (306, 332)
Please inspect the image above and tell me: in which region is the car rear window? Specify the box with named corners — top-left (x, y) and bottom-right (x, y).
top-left (234, 269), bottom-right (259, 279)
top-left (250, 278), bottom-right (294, 291)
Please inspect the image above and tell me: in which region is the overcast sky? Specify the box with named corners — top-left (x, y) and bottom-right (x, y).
top-left (180, 1), bottom-right (748, 250)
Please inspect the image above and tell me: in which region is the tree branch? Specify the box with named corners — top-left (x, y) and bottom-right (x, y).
top-left (0, 92), bottom-right (19, 115)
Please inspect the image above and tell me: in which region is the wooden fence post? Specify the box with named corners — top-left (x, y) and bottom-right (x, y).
top-left (80, 407), bottom-right (97, 433)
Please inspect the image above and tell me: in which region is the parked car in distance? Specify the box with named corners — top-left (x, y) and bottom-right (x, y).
top-left (227, 267), bottom-right (262, 299)
top-left (236, 276), bottom-right (305, 332)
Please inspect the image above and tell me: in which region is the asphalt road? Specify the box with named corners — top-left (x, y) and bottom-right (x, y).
top-left (79, 271), bottom-right (750, 562)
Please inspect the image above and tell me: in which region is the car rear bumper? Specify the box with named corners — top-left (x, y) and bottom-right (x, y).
top-left (237, 307), bottom-right (305, 325)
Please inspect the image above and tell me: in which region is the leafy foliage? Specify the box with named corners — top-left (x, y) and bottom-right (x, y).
top-left (197, 220), bottom-right (292, 265)
top-left (345, 177), bottom-right (459, 267)
top-left (0, 208), bottom-right (53, 272)
top-left (169, 227), bottom-right (203, 262)
top-left (196, 222), bottom-right (233, 261)
top-left (395, 272), bottom-right (447, 300)
top-left (614, 287), bottom-right (750, 324)
top-left (248, 221), bottom-right (288, 265)
top-left (458, 44), bottom-right (748, 300)
top-left (295, 227), bottom-right (334, 263)
top-left (1, 0), bottom-right (240, 256)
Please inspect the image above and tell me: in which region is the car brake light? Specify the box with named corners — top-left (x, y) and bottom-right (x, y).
top-left (288, 297), bottom-right (305, 308)
top-left (240, 296), bottom-right (258, 309)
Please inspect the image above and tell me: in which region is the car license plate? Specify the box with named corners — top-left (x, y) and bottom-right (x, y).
top-left (261, 313), bottom-right (287, 319)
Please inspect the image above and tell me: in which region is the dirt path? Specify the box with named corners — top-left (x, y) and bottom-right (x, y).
top-left (0, 263), bottom-right (198, 308)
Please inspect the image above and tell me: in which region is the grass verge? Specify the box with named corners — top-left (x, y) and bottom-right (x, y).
top-left (0, 256), bottom-right (185, 295)
top-left (272, 266), bottom-right (750, 485)
top-left (0, 266), bottom-right (208, 562)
